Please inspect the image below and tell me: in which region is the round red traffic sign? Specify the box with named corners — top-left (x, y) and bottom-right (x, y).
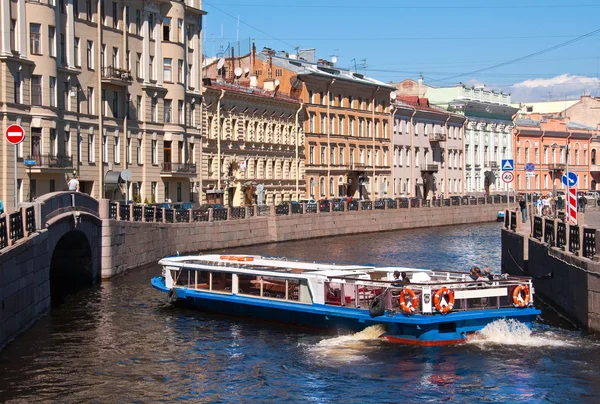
top-left (501, 171), bottom-right (514, 183)
top-left (5, 124), bottom-right (25, 145)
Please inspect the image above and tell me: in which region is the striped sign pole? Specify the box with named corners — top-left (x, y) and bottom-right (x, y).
top-left (567, 187), bottom-right (578, 225)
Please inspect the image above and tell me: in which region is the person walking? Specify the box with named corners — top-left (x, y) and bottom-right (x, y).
top-left (67, 175), bottom-right (80, 192)
top-left (519, 198), bottom-right (527, 223)
top-left (579, 194), bottom-right (587, 213)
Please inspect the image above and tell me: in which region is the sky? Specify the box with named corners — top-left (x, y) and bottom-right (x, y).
top-left (201, 0), bottom-right (600, 103)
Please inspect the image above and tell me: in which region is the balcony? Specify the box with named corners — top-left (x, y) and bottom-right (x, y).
top-left (350, 163), bottom-right (369, 171)
top-left (420, 164), bottom-right (439, 173)
top-left (591, 163), bottom-right (600, 172)
top-left (430, 132), bottom-right (446, 142)
top-left (26, 154), bottom-right (73, 173)
top-left (548, 163), bottom-right (566, 171)
top-left (101, 66), bottom-right (133, 86)
top-left (160, 162), bottom-right (197, 177)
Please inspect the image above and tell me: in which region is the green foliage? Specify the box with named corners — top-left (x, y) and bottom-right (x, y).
top-left (144, 197), bottom-right (149, 204)
top-left (151, 194), bottom-right (156, 204)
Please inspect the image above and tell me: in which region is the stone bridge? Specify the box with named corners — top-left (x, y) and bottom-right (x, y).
top-left (0, 192), bottom-right (101, 349)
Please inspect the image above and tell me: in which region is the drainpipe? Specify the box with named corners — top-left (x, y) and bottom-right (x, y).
top-left (97, 0), bottom-right (104, 199)
top-left (217, 89), bottom-right (225, 190)
top-left (295, 102), bottom-right (304, 199)
top-left (410, 109), bottom-right (417, 197)
top-left (390, 104), bottom-right (397, 197)
top-left (327, 78), bottom-right (335, 196)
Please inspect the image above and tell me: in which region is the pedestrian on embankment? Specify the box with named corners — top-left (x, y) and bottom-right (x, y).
top-left (519, 198), bottom-right (527, 223)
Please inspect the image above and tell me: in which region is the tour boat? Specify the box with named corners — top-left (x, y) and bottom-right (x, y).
top-left (151, 254), bottom-right (541, 346)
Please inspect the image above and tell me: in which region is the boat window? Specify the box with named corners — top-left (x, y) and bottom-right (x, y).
top-left (237, 274), bottom-right (300, 302)
top-left (175, 269), bottom-right (190, 286)
top-left (211, 272), bottom-right (232, 294)
top-left (190, 270), bottom-right (210, 290)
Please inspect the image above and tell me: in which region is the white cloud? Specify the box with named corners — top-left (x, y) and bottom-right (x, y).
top-left (508, 74), bottom-right (600, 102)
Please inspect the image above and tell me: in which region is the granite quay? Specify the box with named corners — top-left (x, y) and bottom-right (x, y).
top-left (501, 210), bottom-right (600, 334)
top-left (0, 191), bottom-right (510, 350)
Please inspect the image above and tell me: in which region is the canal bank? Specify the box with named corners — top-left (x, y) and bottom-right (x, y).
top-left (101, 203), bottom-right (502, 278)
top-left (501, 211), bottom-right (600, 335)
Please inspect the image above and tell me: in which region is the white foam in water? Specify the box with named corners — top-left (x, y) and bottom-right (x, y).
top-left (306, 324), bottom-right (387, 363)
top-left (467, 319), bottom-right (574, 348)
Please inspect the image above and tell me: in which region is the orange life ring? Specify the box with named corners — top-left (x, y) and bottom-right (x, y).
top-left (399, 288), bottom-right (419, 314)
top-left (512, 285), bottom-right (531, 307)
top-left (433, 287), bottom-right (455, 314)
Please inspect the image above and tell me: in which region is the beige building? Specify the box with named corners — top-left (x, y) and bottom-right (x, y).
top-left (512, 99), bottom-right (580, 116)
top-left (201, 78), bottom-right (305, 206)
top-left (0, 0), bottom-right (205, 212)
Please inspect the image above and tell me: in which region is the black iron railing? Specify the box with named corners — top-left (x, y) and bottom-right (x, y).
top-left (557, 222), bottom-right (566, 249)
top-left (165, 209), bottom-right (174, 223)
top-left (569, 225), bottom-right (580, 254)
top-left (332, 202), bottom-right (345, 212)
top-left (144, 206), bottom-right (155, 222)
top-left (25, 206), bottom-right (35, 234)
top-left (583, 228), bottom-right (596, 259)
top-left (231, 207), bottom-right (247, 219)
top-left (175, 210), bottom-right (189, 223)
top-left (102, 66), bottom-right (133, 81)
top-left (533, 216), bottom-right (543, 240)
top-left (258, 205), bottom-right (271, 216)
top-left (192, 209), bottom-right (209, 222)
top-left (161, 163), bottom-right (197, 174)
top-left (119, 204), bottom-right (130, 221)
top-left (374, 200), bottom-right (385, 210)
top-left (9, 212), bottom-right (23, 242)
top-left (544, 219), bottom-right (555, 246)
top-left (213, 208), bottom-right (228, 221)
top-left (132, 206), bottom-right (143, 221)
top-left (0, 215), bottom-right (7, 249)
top-left (109, 202), bottom-right (118, 219)
top-left (510, 212), bottom-right (517, 231)
top-left (26, 154), bottom-right (73, 169)
top-left (276, 204), bottom-right (289, 215)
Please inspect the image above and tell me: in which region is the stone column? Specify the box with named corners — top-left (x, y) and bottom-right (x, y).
top-left (142, 12), bottom-right (150, 83)
top-left (66, 0), bottom-right (75, 67)
top-left (0, 0), bottom-right (10, 55)
top-left (17, 0), bottom-right (27, 57)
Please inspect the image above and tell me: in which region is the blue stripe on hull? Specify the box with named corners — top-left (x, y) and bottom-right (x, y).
top-left (152, 277), bottom-right (540, 346)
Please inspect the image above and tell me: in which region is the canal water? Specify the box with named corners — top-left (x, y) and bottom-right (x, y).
top-left (2, 222), bottom-right (600, 403)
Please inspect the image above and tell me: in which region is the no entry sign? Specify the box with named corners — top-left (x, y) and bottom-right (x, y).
top-left (5, 124), bottom-right (25, 145)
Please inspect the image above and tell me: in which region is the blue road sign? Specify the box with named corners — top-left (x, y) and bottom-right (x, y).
top-left (501, 159), bottom-right (514, 171)
top-left (562, 172), bottom-right (578, 187)
top-left (24, 159), bottom-right (37, 166)
top-left (525, 163), bottom-right (535, 172)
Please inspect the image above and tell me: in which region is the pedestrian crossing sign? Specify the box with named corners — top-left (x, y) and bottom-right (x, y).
top-left (501, 159), bottom-right (514, 171)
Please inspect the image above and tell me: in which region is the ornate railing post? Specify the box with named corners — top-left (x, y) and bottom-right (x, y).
top-left (208, 208), bottom-right (214, 222)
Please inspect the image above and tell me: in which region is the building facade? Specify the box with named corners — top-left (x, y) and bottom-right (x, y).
top-left (0, 0), bottom-right (205, 212)
top-left (206, 47), bottom-right (396, 200)
top-left (201, 79), bottom-right (304, 205)
top-left (513, 116), bottom-right (596, 194)
top-left (399, 81), bottom-right (518, 194)
top-left (392, 97), bottom-right (466, 198)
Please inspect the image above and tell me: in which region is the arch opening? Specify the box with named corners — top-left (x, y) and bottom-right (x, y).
top-left (49, 231), bottom-right (95, 306)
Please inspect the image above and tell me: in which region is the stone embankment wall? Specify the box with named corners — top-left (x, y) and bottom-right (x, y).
top-left (102, 204), bottom-right (501, 278)
top-left (501, 214), bottom-right (600, 334)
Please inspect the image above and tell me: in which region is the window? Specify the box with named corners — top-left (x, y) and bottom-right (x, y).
top-left (148, 14), bottom-right (155, 40)
top-left (163, 58), bottom-right (172, 81)
top-left (101, 89), bottom-right (106, 115)
top-left (163, 17), bottom-right (171, 41)
top-left (187, 24), bottom-right (193, 48)
top-left (10, 19), bottom-right (16, 52)
top-left (330, 147), bottom-right (335, 165)
top-left (87, 87), bottom-right (94, 114)
top-left (74, 37), bottom-right (80, 66)
top-left (59, 0), bottom-right (66, 13)
top-left (151, 139), bottom-right (158, 164)
top-left (86, 0), bottom-right (92, 21)
top-left (49, 26), bottom-right (56, 57)
top-left (112, 2), bottom-right (118, 28)
top-left (114, 136), bottom-right (120, 163)
top-left (178, 100), bottom-right (184, 124)
top-left (178, 59), bottom-right (183, 83)
top-left (137, 138), bottom-right (143, 164)
top-left (112, 92), bottom-right (118, 118)
top-left (135, 10), bottom-right (141, 35)
top-left (164, 99), bottom-right (172, 122)
top-left (329, 177), bottom-right (334, 196)
top-left (87, 40), bottom-right (93, 69)
top-left (31, 75), bottom-right (42, 106)
top-left (125, 6), bottom-right (130, 31)
top-left (178, 19), bottom-right (183, 43)
top-left (60, 34), bottom-right (66, 64)
top-left (49, 77), bottom-right (56, 107)
top-left (149, 56), bottom-right (154, 80)
top-left (190, 103), bottom-right (196, 126)
top-left (64, 131), bottom-right (71, 157)
top-left (50, 129), bottom-right (57, 156)
top-left (78, 132), bottom-right (82, 163)
top-left (112, 47), bottom-right (118, 68)
top-left (102, 135), bottom-right (108, 163)
top-left (88, 134), bottom-right (95, 162)
top-left (309, 146), bottom-right (315, 164)
top-left (136, 52), bottom-right (141, 78)
top-left (30, 24), bottom-right (41, 55)
top-left (349, 118), bottom-right (354, 136)
top-left (151, 98), bottom-right (157, 121)
top-left (339, 147), bottom-right (344, 164)
top-left (188, 64), bottom-right (193, 88)
top-left (126, 138), bottom-right (131, 164)
top-left (320, 178), bottom-right (325, 197)
top-left (320, 146), bottom-right (326, 164)
top-left (137, 95), bottom-right (142, 120)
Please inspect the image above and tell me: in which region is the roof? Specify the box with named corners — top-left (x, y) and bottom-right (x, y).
top-left (203, 79), bottom-right (301, 104)
top-left (258, 53), bottom-right (396, 90)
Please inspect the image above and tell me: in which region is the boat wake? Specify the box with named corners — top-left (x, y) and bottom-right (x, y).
top-left (306, 325), bottom-right (387, 363)
top-left (467, 319), bottom-right (574, 348)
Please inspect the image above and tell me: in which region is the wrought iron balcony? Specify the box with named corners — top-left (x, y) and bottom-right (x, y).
top-left (430, 132), bottom-right (446, 142)
top-left (420, 164), bottom-right (439, 172)
top-left (548, 163), bottom-right (566, 171)
top-left (26, 154), bottom-right (73, 171)
top-left (161, 162), bottom-right (197, 176)
top-left (101, 66), bottom-right (133, 86)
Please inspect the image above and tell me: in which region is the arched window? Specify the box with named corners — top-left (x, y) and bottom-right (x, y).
top-left (592, 149), bottom-right (597, 165)
top-left (310, 178), bottom-right (316, 198)
top-left (329, 177), bottom-right (334, 196)
top-left (319, 177), bottom-right (325, 197)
